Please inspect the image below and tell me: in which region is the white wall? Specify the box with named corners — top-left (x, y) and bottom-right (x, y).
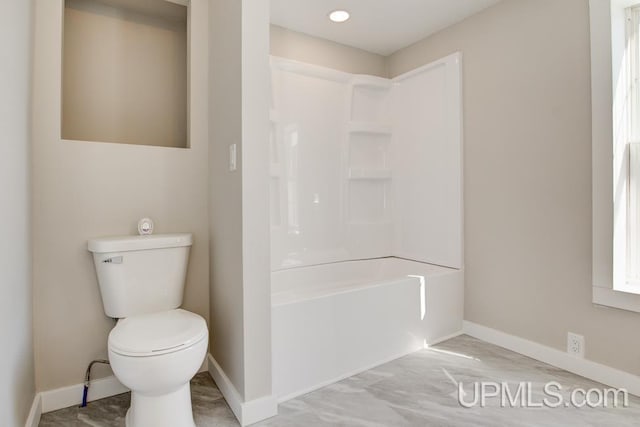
top-left (389, 0), bottom-right (640, 376)
top-left (0, 1), bottom-right (36, 425)
top-left (391, 55), bottom-right (462, 269)
top-left (270, 56), bottom-right (462, 271)
top-left (270, 60), bottom-right (352, 269)
top-left (32, 0), bottom-right (210, 392)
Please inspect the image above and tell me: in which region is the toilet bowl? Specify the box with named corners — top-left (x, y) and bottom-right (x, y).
top-left (108, 309), bottom-right (208, 427)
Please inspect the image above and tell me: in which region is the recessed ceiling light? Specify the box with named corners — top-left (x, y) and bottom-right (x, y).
top-left (329, 10), bottom-right (350, 23)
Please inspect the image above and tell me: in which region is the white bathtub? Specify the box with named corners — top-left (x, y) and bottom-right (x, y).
top-left (271, 257), bottom-right (464, 401)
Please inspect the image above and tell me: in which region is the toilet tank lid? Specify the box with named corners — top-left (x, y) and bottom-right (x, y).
top-left (88, 233), bottom-right (193, 253)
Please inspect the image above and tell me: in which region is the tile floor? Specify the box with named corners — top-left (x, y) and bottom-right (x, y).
top-left (39, 335), bottom-right (640, 426)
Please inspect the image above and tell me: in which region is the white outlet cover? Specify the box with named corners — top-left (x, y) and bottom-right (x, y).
top-left (567, 332), bottom-right (585, 358)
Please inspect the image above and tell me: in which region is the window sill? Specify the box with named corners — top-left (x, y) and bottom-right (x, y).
top-left (618, 281), bottom-right (640, 294)
top-left (593, 286), bottom-right (640, 313)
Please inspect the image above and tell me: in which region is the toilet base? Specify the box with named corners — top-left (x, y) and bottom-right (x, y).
top-left (125, 383), bottom-right (195, 427)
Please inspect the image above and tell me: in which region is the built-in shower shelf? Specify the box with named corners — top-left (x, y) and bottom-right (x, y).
top-left (348, 169), bottom-right (392, 180)
top-left (350, 75), bottom-right (392, 90)
top-left (348, 122), bottom-right (392, 135)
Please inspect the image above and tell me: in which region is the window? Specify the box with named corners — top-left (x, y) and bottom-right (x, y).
top-left (613, 3), bottom-right (640, 292)
top-left (626, 6), bottom-right (640, 286)
top-left (591, 0), bottom-right (640, 312)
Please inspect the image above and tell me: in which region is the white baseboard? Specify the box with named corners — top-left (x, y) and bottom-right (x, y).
top-left (463, 321), bottom-right (640, 397)
top-left (207, 354), bottom-right (243, 421)
top-left (25, 393), bottom-right (41, 427)
top-left (425, 330), bottom-right (465, 347)
top-left (242, 394), bottom-right (279, 426)
top-left (40, 375), bottom-right (129, 414)
top-left (30, 357), bottom-right (221, 422)
top-left (198, 357), bottom-right (209, 373)
top-left (207, 354), bottom-right (278, 426)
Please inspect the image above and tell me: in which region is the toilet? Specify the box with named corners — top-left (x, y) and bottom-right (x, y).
top-left (88, 233), bottom-right (207, 427)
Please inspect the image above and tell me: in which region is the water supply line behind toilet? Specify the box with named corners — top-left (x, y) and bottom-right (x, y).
top-left (80, 359), bottom-right (110, 407)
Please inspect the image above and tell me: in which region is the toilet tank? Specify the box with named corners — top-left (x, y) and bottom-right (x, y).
top-left (88, 233), bottom-right (192, 318)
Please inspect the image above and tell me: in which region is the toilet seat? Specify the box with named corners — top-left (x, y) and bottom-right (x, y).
top-left (109, 309), bottom-right (207, 357)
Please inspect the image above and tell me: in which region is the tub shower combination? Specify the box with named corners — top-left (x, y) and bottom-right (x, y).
top-left (269, 54), bottom-right (464, 400)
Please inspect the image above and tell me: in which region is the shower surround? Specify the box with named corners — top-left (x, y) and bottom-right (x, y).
top-left (269, 53), bottom-right (463, 400)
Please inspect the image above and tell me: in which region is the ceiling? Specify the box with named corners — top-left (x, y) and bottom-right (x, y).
top-left (270, 0), bottom-right (501, 56)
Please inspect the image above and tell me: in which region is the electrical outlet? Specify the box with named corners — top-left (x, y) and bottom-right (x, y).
top-left (567, 332), bottom-right (585, 358)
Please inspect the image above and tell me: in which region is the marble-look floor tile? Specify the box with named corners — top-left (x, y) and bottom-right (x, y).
top-left (39, 373), bottom-right (236, 427)
top-left (39, 392), bottom-right (130, 427)
top-left (40, 336), bottom-right (640, 427)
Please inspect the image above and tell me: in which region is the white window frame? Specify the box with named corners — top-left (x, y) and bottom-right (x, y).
top-left (591, 0), bottom-right (640, 312)
top-left (627, 6), bottom-right (640, 286)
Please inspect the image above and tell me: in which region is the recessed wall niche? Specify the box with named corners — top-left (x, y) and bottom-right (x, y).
top-left (62, 0), bottom-right (188, 148)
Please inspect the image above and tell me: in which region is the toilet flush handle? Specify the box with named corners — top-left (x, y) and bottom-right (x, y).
top-left (103, 256), bottom-right (123, 264)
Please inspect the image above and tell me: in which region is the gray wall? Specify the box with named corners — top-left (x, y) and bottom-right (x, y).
top-left (389, 0), bottom-right (640, 375)
top-left (0, 1), bottom-right (36, 425)
top-left (241, 1), bottom-right (273, 402)
top-left (209, 0), bottom-right (272, 402)
top-left (32, 0), bottom-right (210, 392)
top-left (270, 25), bottom-right (388, 77)
top-left (209, 0), bottom-right (246, 397)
